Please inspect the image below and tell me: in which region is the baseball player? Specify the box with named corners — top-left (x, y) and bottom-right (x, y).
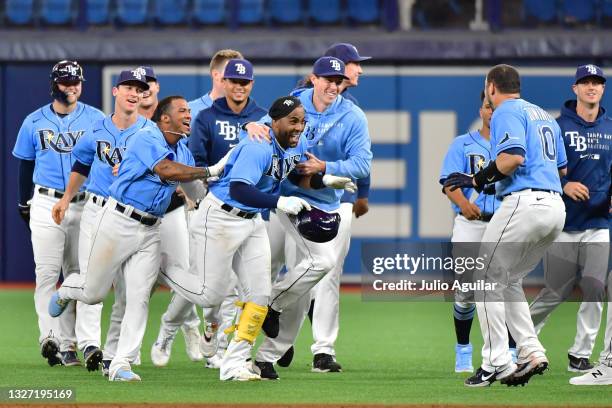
top-left (49, 95), bottom-right (226, 381)
top-left (182, 57), bottom-right (267, 367)
top-left (12, 60), bottom-right (104, 367)
top-left (440, 90), bottom-right (503, 373)
top-left (152, 49), bottom-right (245, 370)
top-left (445, 64), bottom-right (567, 387)
top-left (138, 66), bottom-right (160, 119)
top-left (570, 222), bottom-right (612, 385)
top-left (253, 57), bottom-right (372, 380)
top-left (52, 69), bottom-right (158, 374)
top-left (530, 64), bottom-right (612, 372)
top-left (160, 95), bottom-right (355, 380)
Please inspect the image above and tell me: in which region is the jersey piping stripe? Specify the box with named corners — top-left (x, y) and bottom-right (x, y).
top-left (482, 196), bottom-right (521, 369)
top-left (270, 215), bottom-right (317, 308)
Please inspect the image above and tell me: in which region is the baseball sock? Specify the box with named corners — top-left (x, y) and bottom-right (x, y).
top-left (453, 303), bottom-right (475, 345)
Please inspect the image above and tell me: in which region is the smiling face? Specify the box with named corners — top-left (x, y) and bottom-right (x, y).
top-left (573, 77), bottom-right (605, 106)
top-left (113, 82), bottom-right (145, 114)
top-left (312, 75), bottom-right (343, 107)
top-left (273, 106), bottom-right (305, 149)
top-left (56, 80), bottom-right (82, 105)
top-left (140, 80), bottom-right (160, 109)
top-left (344, 62), bottom-right (363, 87)
top-left (223, 78), bottom-right (253, 105)
top-left (166, 98), bottom-right (192, 135)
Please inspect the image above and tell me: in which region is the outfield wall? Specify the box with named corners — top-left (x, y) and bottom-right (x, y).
top-left (2, 65), bottom-right (609, 282)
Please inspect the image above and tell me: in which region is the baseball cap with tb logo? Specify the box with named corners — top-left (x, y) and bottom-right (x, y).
top-left (223, 58), bottom-right (254, 81)
top-left (312, 56), bottom-right (349, 79)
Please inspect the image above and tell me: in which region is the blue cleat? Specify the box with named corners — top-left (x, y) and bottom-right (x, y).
top-left (48, 292), bottom-right (70, 317)
top-left (110, 369), bottom-right (141, 382)
top-left (455, 343), bottom-right (474, 373)
top-left (509, 348), bottom-right (518, 364)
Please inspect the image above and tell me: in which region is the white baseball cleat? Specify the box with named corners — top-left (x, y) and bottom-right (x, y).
top-left (110, 369), bottom-right (141, 382)
top-left (200, 322), bottom-right (219, 358)
top-left (220, 365), bottom-right (261, 381)
top-left (150, 336), bottom-right (174, 367)
top-left (181, 325), bottom-right (204, 362)
top-left (205, 354), bottom-right (222, 369)
top-left (570, 364), bottom-right (612, 385)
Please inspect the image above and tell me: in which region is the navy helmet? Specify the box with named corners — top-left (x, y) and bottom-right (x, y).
top-left (290, 207), bottom-right (341, 243)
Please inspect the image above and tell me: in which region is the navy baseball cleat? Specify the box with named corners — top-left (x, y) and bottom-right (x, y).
top-left (464, 363), bottom-right (516, 387)
top-left (84, 346), bottom-right (103, 372)
top-left (254, 361), bottom-right (279, 380)
top-left (48, 292), bottom-right (70, 317)
top-left (277, 345), bottom-right (294, 368)
top-left (312, 353), bottom-right (342, 373)
top-left (40, 337), bottom-right (63, 367)
top-left (101, 359), bottom-right (111, 377)
top-left (568, 354), bottom-right (594, 373)
top-left (61, 351), bottom-right (81, 366)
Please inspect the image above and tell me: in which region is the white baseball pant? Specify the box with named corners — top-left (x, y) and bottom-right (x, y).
top-left (159, 193), bottom-right (271, 378)
top-left (59, 198), bottom-right (161, 378)
top-left (31, 186), bottom-right (100, 352)
top-left (475, 190), bottom-right (565, 373)
top-left (530, 228), bottom-right (609, 359)
top-left (256, 206), bottom-right (348, 363)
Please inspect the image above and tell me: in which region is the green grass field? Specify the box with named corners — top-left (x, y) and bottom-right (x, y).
top-left (0, 289), bottom-right (611, 406)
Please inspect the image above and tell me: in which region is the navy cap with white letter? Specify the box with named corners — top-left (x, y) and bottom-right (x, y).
top-left (115, 67), bottom-right (150, 90)
top-left (223, 59), bottom-right (254, 81)
top-left (312, 56), bottom-right (349, 79)
top-left (324, 43), bottom-right (371, 64)
top-left (575, 64), bottom-right (606, 84)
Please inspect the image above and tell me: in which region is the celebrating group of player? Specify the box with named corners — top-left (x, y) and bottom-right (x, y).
top-left (441, 64), bottom-right (612, 386)
top-left (13, 44), bottom-right (372, 382)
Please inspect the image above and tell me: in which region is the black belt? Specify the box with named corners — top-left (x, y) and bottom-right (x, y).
top-left (92, 195), bottom-right (107, 207)
top-left (115, 203), bottom-right (158, 226)
top-left (503, 188), bottom-right (556, 198)
top-left (39, 187), bottom-right (86, 203)
top-left (221, 203), bottom-right (256, 219)
top-left (479, 213), bottom-right (494, 222)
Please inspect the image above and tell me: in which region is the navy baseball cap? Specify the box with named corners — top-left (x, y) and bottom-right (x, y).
top-left (141, 66), bottom-right (157, 82)
top-left (324, 43), bottom-right (371, 64)
top-left (115, 68), bottom-right (150, 90)
top-left (575, 64), bottom-right (606, 84)
top-left (312, 57), bottom-right (349, 79)
top-left (223, 59), bottom-right (254, 81)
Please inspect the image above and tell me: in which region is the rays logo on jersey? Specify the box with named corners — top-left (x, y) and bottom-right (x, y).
top-left (567, 131), bottom-right (587, 152)
top-left (38, 129), bottom-right (84, 153)
top-left (467, 154), bottom-right (487, 174)
top-left (216, 120), bottom-right (238, 141)
top-left (96, 141), bottom-right (126, 166)
top-left (265, 154), bottom-right (301, 180)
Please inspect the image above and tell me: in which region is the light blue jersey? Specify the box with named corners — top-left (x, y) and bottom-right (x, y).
top-left (439, 130), bottom-right (500, 215)
top-left (73, 115), bottom-right (153, 198)
top-left (491, 98), bottom-right (567, 197)
top-left (188, 93), bottom-right (214, 119)
top-left (211, 129), bottom-right (307, 213)
top-left (281, 88), bottom-right (372, 211)
top-left (109, 126), bottom-right (195, 217)
top-left (12, 102), bottom-right (105, 191)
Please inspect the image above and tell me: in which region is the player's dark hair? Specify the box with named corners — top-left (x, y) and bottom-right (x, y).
top-left (480, 90), bottom-right (485, 102)
top-left (152, 95), bottom-right (185, 123)
top-left (486, 64), bottom-right (520, 94)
